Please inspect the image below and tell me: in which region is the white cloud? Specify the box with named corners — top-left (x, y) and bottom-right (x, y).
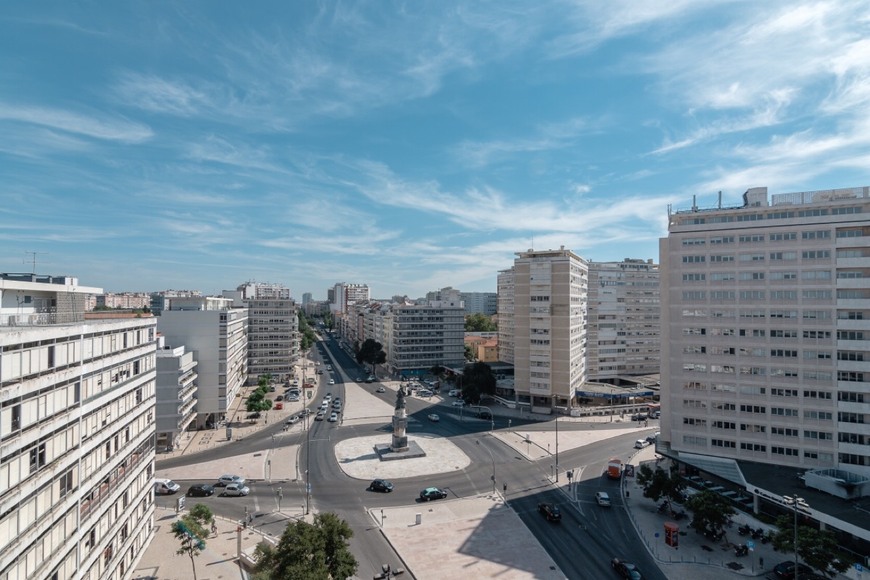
top-left (0, 103), bottom-right (152, 142)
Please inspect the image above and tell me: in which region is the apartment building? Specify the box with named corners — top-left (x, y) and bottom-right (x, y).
top-left (461, 292), bottom-right (498, 316)
top-left (223, 283), bottom-right (299, 384)
top-left (586, 259), bottom-right (660, 382)
top-left (0, 274), bottom-right (157, 580)
top-left (155, 339), bottom-right (197, 452)
top-left (661, 186), bottom-right (870, 479)
top-left (386, 300), bottom-right (465, 376)
top-left (157, 298), bottom-right (247, 428)
top-left (512, 248), bottom-right (588, 413)
top-left (497, 268), bottom-right (515, 365)
top-left (330, 283), bottom-right (370, 315)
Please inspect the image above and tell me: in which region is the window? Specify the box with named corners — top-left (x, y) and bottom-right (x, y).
top-left (771, 407), bottom-right (799, 417)
top-left (769, 232), bottom-right (796, 241)
top-left (802, 230), bottom-right (831, 239)
top-left (839, 391), bottom-right (866, 403)
top-left (740, 290), bottom-right (765, 300)
top-left (682, 291), bottom-right (706, 300)
top-left (804, 310), bottom-right (831, 319)
top-left (682, 255), bottom-right (706, 263)
top-left (682, 273), bottom-right (706, 281)
top-left (740, 253), bottom-right (765, 262)
top-left (769, 271), bottom-right (797, 280)
top-left (739, 272), bottom-right (765, 280)
top-left (739, 234), bottom-right (765, 243)
top-left (60, 469), bottom-right (74, 496)
top-left (711, 272), bottom-right (735, 281)
top-left (740, 404), bottom-right (766, 414)
top-left (802, 250), bottom-right (831, 259)
top-left (770, 349), bottom-right (797, 358)
top-left (803, 390), bottom-right (832, 400)
top-left (772, 446), bottom-right (799, 457)
top-left (682, 237), bottom-right (706, 245)
top-left (741, 443), bottom-right (766, 452)
top-left (804, 430), bottom-right (832, 440)
top-left (741, 423), bottom-right (766, 433)
top-left (712, 420), bottom-right (735, 430)
top-left (710, 254), bottom-right (735, 262)
top-left (805, 410), bottom-right (832, 420)
top-left (770, 251), bottom-right (797, 261)
top-left (712, 439), bottom-right (736, 448)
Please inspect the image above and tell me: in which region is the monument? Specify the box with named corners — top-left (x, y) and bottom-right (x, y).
top-left (374, 387), bottom-right (427, 460)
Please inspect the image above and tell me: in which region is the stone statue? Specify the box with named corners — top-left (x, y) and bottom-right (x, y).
top-left (395, 387), bottom-right (406, 410)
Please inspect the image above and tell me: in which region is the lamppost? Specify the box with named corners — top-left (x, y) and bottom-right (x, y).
top-left (783, 495), bottom-right (809, 580)
top-left (305, 412), bottom-right (311, 515)
top-left (610, 388), bottom-right (614, 422)
top-left (552, 395), bottom-right (559, 483)
top-left (476, 439), bottom-right (496, 494)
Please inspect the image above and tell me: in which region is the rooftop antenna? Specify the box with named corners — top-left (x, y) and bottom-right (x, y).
top-left (23, 251), bottom-right (48, 274)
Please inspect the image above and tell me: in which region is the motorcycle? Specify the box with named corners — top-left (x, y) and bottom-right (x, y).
top-left (751, 527), bottom-right (765, 540)
top-left (737, 524), bottom-right (752, 536)
top-left (734, 544), bottom-right (748, 557)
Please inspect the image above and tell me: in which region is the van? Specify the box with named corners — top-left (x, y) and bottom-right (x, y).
top-left (634, 439), bottom-right (651, 449)
top-left (595, 492), bottom-right (611, 507)
top-left (154, 478), bottom-right (180, 495)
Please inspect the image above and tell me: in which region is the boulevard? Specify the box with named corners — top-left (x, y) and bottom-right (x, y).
top-left (155, 336), bottom-right (666, 579)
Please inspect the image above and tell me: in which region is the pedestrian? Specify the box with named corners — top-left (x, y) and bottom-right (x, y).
top-left (211, 521), bottom-right (218, 536)
top-left (503, 482), bottom-right (508, 493)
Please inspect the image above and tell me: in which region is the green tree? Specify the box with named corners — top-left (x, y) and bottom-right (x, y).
top-left (355, 339), bottom-right (386, 374)
top-left (253, 512), bottom-right (357, 580)
top-left (636, 465), bottom-right (685, 511)
top-left (772, 515), bottom-right (850, 578)
top-left (246, 386), bottom-right (273, 414)
top-left (464, 345), bottom-right (475, 361)
top-left (171, 504), bottom-right (214, 580)
top-left (465, 313), bottom-right (497, 332)
top-left (685, 490), bottom-right (735, 540)
top-left (461, 362), bottom-right (496, 404)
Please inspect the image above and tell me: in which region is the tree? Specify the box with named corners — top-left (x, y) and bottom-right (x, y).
top-left (461, 362), bottom-right (496, 404)
top-left (246, 384), bottom-right (273, 414)
top-left (464, 345), bottom-right (475, 361)
top-left (636, 465), bottom-right (685, 510)
top-left (253, 512), bottom-right (357, 580)
top-left (171, 504), bottom-right (214, 580)
top-left (685, 490), bottom-right (735, 541)
top-left (355, 339), bottom-right (386, 374)
top-left (465, 313), bottom-right (497, 332)
top-left (772, 515), bottom-right (850, 578)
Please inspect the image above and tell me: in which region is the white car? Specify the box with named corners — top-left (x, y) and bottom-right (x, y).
top-left (451, 400), bottom-right (465, 407)
top-left (216, 474), bottom-right (245, 487)
top-left (328, 412), bottom-right (338, 422)
top-left (375, 386), bottom-right (386, 393)
top-left (428, 413), bottom-right (440, 422)
top-left (223, 483), bottom-right (250, 497)
top-left (328, 379), bottom-right (335, 385)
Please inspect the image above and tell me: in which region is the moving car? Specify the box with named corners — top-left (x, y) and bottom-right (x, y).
top-left (634, 439), bottom-right (651, 449)
top-left (328, 379), bottom-right (335, 385)
top-left (328, 412), bottom-right (338, 422)
top-left (420, 487), bottom-right (448, 501)
top-left (154, 478), bottom-right (181, 495)
top-left (298, 408), bottom-right (312, 417)
top-left (448, 389), bottom-right (461, 397)
top-left (451, 400), bottom-right (465, 407)
top-left (223, 483), bottom-right (250, 497)
top-left (611, 558), bottom-right (643, 579)
top-left (428, 413), bottom-right (440, 422)
top-left (537, 502), bottom-right (561, 522)
top-left (187, 484), bottom-right (215, 497)
top-left (315, 412), bottom-right (325, 421)
top-left (773, 561), bottom-right (814, 580)
top-left (595, 491), bottom-right (612, 507)
top-left (285, 416), bottom-right (299, 425)
top-left (216, 474), bottom-right (246, 487)
top-left (375, 386), bottom-right (386, 393)
top-left (369, 479), bottom-right (394, 493)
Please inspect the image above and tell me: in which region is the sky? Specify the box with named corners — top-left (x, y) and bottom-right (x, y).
top-left (2, 2), bottom-right (870, 300)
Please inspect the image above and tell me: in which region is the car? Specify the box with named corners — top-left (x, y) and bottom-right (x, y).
top-left (269, 386), bottom-right (276, 392)
top-left (216, 474), bottom-right (246, 487)
top-left (646, 432), bottom-right (659, 444)
top-left (365, 377), bottom-right (374, 383)
top-left (275, 395), bottom-right (284, 401)
top-left (222, 483), bottom-right (250, 497)
top-left (631, 413), bottom-right (648, 421)
top-left (247, 412), bottom-right (261, 419)
top-left (448, 389), bottom-right (461, 397)
top-left (369, 479), bottom-right (394, 493)
top-left (595, 491), bottom-right (612, 507)
top-left (315, 412), bottom-right (325, 421)
top-left (285, 416), bottom-right (299, 425)
top-left (477, 410), bottom-right (492, 420)
top-left (325, 394), bottom-right (332, 401)
top-left (611, 558), bottom-right (642, 579)
top-left (333, 402), bottom-right (342, 410)
top-left (187, 484), bottom-right (215, 497)
top-left (299, 408), bottom-right (312, 417)
top-left (420, 487), bottom-right (448, 501)
top-left (317, 369), bottom-right (324, 374)
top-left (326, 365), bottom-right (332, 370)
top-left (634, 439), bottom-right (651, 449)
top-left (375, 386), bottom-right (385, 393)
top-left (428, 413), bottom-right (440, 422)
top-left (328, 379), bottom-right (335, 385)
top-left (773, 561), bottom-right (814, 580)
top-left (328, 412), bottom-right (338, 422)
top-left (451, 400), bottom-right (465, 407)
top-left (274, 402), bottom-right (284, 410)
top-left (417, 389), bottom-right (433, 397)
top-left (537, 502), bottom-right (562, 521)
top-left (287, 395), bottom-right (300, 402)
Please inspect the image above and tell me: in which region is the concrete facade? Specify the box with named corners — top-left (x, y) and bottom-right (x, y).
top-left (155, 341), bottom-right (198, 452)
top-left (0, 274), bottom-right (157, 580)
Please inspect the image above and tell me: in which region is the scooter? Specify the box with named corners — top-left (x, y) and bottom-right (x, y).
top-left (751, 527), bottom-right (765, 540)
top-left (734, 544), bottom-right (748, 557)
top-left (737, 524), bottom-right (752, 536)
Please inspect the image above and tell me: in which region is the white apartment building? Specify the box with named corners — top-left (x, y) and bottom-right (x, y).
top-left (155, 339), bottom-right (197, 452)
top-left (386, 301), bottom-right (466, 376)
top-left (157, 300), bottom-right (247, 428)
top-left (460, 292), bottom-right (498, 316)
top-left (513, 248), bottom-right (588, 413)
top-left (223, 283), bottom-right (299, 384)
top-left (0, 274), bottom-right (157, 580)
top-left (661, 186), bottom-right (870, 480)
top-left (497, 268), bottom-right (515, 365)
top-left (586, 259), bottom-right (660, 382)
top-left (330, 283), bottom-right (370, 315)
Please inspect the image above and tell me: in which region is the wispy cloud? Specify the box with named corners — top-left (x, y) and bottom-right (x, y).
top-left (0, 103), bottom-right (152, 142)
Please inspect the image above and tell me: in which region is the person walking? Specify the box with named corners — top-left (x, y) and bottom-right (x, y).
top-left (503, 482), bottom-right (508, 494)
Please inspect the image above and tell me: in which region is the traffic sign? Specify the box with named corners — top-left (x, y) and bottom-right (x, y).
top-left (746, 540), bottom-right (755, 550)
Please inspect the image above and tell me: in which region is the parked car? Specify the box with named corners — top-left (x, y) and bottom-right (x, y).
top-left (420, 487), bottom-right (448, 501)
top-left (595, 492), bottom-right (612, 507)
top-left (611, 558), bottom-right (643, 579)
top-left (223, 483), bottom-right (250, 497)
top-left (328, 412), bottom-right (338, 422)
top-left (634, 439), bottom-right (651, 449)
top-left (216, 474), bottom-right (245, 487)
top-left (247, 412), bottom-right (261, 419)
top-left (328, 379), bottom-right (335, 385)
top-left (646, 432), bottom-right (659, 444)
top-left (187, 484), bottom-right (215, 497)
top-left (376, 386), bottom-right (386, 393)
top-left (418, 389), bottom-right (433, 397)
top-left (631, 413), bottom-right (648, 421)
top-left (428, 413), bottom-right (440, 422)
top-left (538, 502), bottom-right (562, 522)
top-left (773, 561), bottom-right (814, 580)
top-left (285, 416), bottom-right (299, 425)
top-left (299, 408), bottom-right (312, 417)
top-left (451, 400), bottom-right (465, 407)
top-left (275, 395), bottom-right (284, 401)
top-left (448, 389), bottom-right (461, 397)
top-left (477, 410), bottom-right (492, 420)
top-left (369, 479), bottom-right (394, 493)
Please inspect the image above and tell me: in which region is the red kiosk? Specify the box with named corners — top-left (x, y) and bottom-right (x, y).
top-left (664, 522), bottom-right (679, 548)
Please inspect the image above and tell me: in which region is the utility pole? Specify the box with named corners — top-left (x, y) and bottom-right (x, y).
top-left (23, 251), bottom-right (48, 274)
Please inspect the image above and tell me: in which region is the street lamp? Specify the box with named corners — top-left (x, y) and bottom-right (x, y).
top-left (610, 388), bottom-right (614, 422)
top-left (305, 412), bottom-right (311, 515)
top-left (552, 396), bottom-right (560, 483)
top-left (783, 495), bottom-right (809, 580)
top-left (476, 439), bottom-right (496, 495)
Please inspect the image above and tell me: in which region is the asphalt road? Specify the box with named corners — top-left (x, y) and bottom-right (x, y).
top-left (157, 337), bottom-right (665, 579)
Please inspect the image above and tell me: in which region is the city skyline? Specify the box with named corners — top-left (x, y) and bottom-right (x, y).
top-left (3, 2), bottom-right (870, 299)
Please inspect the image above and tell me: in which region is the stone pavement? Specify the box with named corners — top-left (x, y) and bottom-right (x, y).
top-left (138, 349), bottom-right (842, 580)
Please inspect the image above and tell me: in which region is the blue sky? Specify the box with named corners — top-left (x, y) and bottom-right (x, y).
top-left (3, 2), bottom-right (870, 300)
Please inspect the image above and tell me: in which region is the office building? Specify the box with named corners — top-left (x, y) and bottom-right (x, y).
top-left (461, 292), bottom-right (498, 316)
top-left (0, 273), bottom-right (157, 579)
top-left (586, 259), bottom-right (660, 382)
top-left (512, 248), bottom-right (588, 413)
top-left (155, 339), bottom-right (198, 452)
